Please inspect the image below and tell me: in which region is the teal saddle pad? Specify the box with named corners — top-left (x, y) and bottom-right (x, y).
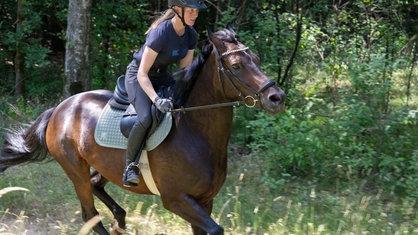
top-left (94, 104), bottom-right (172, 150)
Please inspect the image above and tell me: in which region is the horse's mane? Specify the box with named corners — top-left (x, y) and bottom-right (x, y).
top-left (171, 27), bottom-right (239, 106)
top-left (171, 42), bottom-right (213, 106)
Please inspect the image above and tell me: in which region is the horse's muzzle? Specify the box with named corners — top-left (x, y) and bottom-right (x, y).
top-left (261, 87), bottom-right (286, 115)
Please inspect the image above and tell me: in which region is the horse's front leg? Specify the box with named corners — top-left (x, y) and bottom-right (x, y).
top-left (191, 200), bottom-right (216, 235)
top-left (162, 195), bottom-right (223, 235)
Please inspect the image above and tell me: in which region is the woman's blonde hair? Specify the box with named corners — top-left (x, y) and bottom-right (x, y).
top-left (145, 9), bottom-right (176, 34)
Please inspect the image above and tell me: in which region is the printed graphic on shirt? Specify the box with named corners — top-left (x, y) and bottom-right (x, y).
top-left (171, 48), bottom-right (188, 58)
top-left (172, 50), bottom-right (180, 57)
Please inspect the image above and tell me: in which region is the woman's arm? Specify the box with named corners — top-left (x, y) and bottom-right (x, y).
top-left (179, 49), bottom-right (195, 68)
top-left (137, 46), bottom-right (159, 102)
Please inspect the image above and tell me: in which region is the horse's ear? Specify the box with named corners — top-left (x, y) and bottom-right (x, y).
top-left (226, 23), bottom-right (236, 34)
top-left (206, 26), bottom-right (212, 37)
top-left (226, 23), bottom-right (241, 42)
top-left (207, 27), bottom-right (218, 44)
top-left (206, 26), bottom-right (215, 42)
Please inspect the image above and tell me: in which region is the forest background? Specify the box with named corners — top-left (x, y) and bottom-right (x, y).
top-left (0, 0), bottom-right (417, 234)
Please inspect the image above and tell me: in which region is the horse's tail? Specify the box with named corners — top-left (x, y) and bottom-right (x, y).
top-left (0, 107), bottom-right (56, 172)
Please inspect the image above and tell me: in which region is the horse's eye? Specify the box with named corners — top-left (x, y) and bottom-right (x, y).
top-left (231, 63), bottom-right (241, 70)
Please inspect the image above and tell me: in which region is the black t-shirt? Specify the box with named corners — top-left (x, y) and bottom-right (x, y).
top-left (133, 19), bottom-right (198, 71)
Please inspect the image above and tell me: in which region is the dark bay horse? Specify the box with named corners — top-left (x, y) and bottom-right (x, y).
top-left (0, 26), bottom-right (285, 235)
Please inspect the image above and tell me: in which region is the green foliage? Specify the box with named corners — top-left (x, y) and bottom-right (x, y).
top-left (0, 0), bottom-right (66, 98)
top-left (239, 72), bottom-right (417, 199)
top-left (224, 0), bottom-right (418, 201)
top-left (90, 0), bottom-right (149, 89)
top-left (1, 0), bottom-right (149, 96)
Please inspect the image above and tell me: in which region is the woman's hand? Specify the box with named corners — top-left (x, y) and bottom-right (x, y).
top-left (154, 97), bottom-right (173, 113)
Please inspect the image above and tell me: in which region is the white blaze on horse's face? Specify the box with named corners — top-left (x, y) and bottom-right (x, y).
top-left (210, 29), bottom-right (286, 115)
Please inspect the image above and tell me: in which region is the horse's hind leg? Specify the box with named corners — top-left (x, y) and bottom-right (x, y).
top-left (91, 170), bottom-right (126, 235)
top-left (53, 154), bottom-right (109, 234)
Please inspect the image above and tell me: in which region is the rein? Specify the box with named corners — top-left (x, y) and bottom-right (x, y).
top-left (170, 100), bottom-right (244, 113)
top-left (169, 43), bottom-right (275, 113)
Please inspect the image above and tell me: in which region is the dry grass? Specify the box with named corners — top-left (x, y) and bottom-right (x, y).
top-left (1, 158), bottom-right (416, 235)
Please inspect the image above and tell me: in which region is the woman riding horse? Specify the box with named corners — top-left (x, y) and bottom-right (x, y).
top-left (0, 26), bottom-right (286, 235)
top-left (123, 0), bottom-right (207, 187)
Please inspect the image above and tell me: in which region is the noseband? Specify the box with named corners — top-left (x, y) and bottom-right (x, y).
top-left (212, 44), bottom-right (276, 108)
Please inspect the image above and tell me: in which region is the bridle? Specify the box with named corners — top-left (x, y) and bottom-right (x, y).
top-left (170, 42), bottom-right (276, 113)
top-left (212, 42), bottom-right (276, 108)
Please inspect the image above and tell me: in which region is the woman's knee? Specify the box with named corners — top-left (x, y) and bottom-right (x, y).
top-left (134, 114), bottom-right (152, 129)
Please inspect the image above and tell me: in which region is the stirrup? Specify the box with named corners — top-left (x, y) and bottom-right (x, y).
top-left (127, 162), bottom-right (139, 169)
top-left (123, 180), bottom-right (138, 187)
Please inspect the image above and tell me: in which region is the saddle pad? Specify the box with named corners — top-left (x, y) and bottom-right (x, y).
top-left (94, 103), bottom-right (172, 150)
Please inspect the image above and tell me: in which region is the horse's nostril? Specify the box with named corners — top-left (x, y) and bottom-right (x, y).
top-left (270, 94), bottom-right (281, 104)
top-left (269, 91), bottom-right (286, 105)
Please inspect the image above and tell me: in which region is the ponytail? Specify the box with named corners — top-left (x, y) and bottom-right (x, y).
top-left (145, 9), bottom-right (176, 34)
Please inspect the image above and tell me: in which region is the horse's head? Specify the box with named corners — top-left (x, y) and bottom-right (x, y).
top-left (208, 25), bottom-right (286, 115)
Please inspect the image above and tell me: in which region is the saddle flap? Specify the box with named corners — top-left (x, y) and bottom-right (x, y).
top-left (120, 104), bottom-right (165, 139)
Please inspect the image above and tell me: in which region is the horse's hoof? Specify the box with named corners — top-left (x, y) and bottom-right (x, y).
top-left (109, 220), bottom-right (125, 235)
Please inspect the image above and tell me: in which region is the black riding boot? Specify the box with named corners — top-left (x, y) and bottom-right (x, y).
top-left (123, 120), bottom-right (148, 187)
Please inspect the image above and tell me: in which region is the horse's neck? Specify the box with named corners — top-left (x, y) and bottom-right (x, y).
top-left (182, 55), bottom-right (233, 147)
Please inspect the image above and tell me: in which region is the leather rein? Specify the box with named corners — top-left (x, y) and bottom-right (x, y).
top-left (170, 43), bottom-right (276, 113)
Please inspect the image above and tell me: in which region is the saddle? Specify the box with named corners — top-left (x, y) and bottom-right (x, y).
top-left (94, 75), bottom-right (172, 151)
top-left (109, 75), bottom-right (167, 139)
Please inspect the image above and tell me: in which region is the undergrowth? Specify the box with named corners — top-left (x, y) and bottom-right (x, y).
top-left (0, 153), bottom-right (416, 234)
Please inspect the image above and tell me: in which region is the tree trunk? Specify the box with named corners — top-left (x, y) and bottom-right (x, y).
top-left (64, 0), bottom-right (93, 97)
top-left (15, 0), bottom-right (25, 99)
top-left (278, 0), bottom-right (302, 90)
top-left (406, 36), bottom-right (417, 106)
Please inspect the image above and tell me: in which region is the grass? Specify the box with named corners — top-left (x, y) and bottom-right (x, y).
top-left (0, 152), bottom-right (416, 235)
